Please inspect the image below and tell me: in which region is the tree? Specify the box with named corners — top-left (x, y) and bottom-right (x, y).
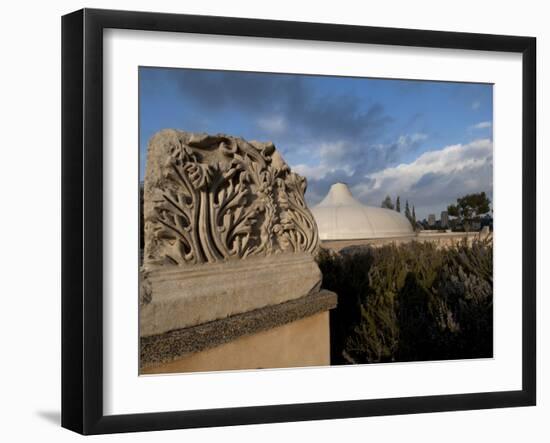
top-left (404, 200), bottom-right (411, 221)
top-left (395, 196), bottom-right (401, 213)
top-left (404, 200), bottom-right (417, 229)
top-left (381, 195), bottom-right (394, 210)
top-left (447, 192), bottom-right (491, 231)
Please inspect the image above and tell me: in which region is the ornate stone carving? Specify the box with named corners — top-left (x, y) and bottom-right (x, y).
top-left (143, 130), bottom-right (319, 267)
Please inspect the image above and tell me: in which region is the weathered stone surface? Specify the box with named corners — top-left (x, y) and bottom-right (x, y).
top-left (140, 252), bottom-right (322, 336)
top-left (140, 289), bottom-right (337, 370)
top-left (141, 130), bottom-right (323, 335)
top-left (143, 129), bottom-right (319, 266)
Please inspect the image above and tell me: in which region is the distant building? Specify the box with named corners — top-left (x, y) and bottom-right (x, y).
top-left (311, 183), bottom-right (414, 240)
top-left (428, 214), bottom-right (436, 227)
top-left (441, 211), bottom-right (449, 228)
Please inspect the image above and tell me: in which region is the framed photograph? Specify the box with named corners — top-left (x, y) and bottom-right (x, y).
top-left (61, 8), bottom-right (536, 435)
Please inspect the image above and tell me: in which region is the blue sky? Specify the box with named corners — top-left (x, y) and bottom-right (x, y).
top-left (139, 67), bottom-right (493, 220)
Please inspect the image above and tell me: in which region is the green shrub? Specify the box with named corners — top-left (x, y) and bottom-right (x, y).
top-left (317, 238), bottom-right (493, 364)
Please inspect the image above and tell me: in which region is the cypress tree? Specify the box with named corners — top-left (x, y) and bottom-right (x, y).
top-left (405, 200), bottom-right (411, 221)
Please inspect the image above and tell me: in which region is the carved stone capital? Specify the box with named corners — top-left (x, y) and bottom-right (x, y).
top-left (143, 129), bottom-right (319, 267)
top-left (141, 130), bottom-right (323, 333)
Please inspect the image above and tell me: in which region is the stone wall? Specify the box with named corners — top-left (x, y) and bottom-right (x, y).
top-left (321, 231), bottom-right (490, 252)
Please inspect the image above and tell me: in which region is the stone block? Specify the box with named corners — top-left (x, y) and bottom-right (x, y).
top-left (141, 311), bottom-right (332, 374)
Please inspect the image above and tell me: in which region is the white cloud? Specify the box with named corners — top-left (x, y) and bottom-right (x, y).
top-left (471, 121), bottom-right (492, 130)
top-left (318, 134), bottom-right (425, 173)
top-left (293, 163), bottom-right (330, 181)
top-left (358, 139), bottom-right (492, 191)
top-left (294, 142), bottom-right (355, 181)
top-left (293, 140), bottom-right (354, 180)
top-left (350, 139), bottom-right (493, 218)
top-left (292, 133), bottom-right (433, 207)
top-left (257, 115), bottom-right (287, 134)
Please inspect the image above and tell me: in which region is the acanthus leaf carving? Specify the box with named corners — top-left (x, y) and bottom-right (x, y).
top-left (143, 130), bottom-right (319, 266)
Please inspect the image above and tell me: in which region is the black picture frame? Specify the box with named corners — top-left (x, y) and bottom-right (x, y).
top-left (61, 8), bottom-right (536, 435)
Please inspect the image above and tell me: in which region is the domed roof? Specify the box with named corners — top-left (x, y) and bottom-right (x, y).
top-left (311, 183), bottom-right (415, 240)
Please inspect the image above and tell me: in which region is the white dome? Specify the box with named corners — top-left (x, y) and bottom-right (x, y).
top-left (311, 183), bottom-right (415, 240)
